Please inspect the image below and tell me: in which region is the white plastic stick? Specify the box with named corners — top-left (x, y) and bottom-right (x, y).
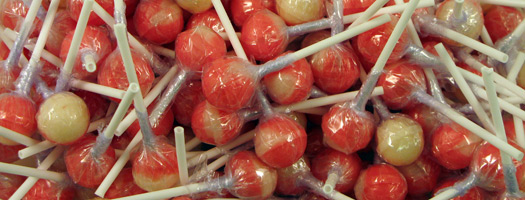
top-left (436, 27), bottom-right (508, 63)
top-left (413, 90), bottom-right (524, 160)
top-left (188, 154), bottom-right (231, 181)
top-left (458, 67), bottom-right (525, 100)
top-left (114, 23), bottom-right (139, 85)
top-left (435, 43), bottom-right (494, 132)
top-left (55, 0), bottom-right (93, 92)
top-left (150, 44), bottom-right (175, 59)
top-left (175, 126), bottom-right (189, 185)
top-left (0, 162), bottom-right (65, 182)
top-left (0, 29), bottom-right (28, 67)
top-left (347, 0), bottom-right (390, 29)
top-left (82, 53), bottom-right (97, 72)
top-left (481, 26), bottom-right (494, 46)
top-left (274, 87), bottom-right (383, 113)
top-left (113, 182), bottom-right (207, 200)
top-left (114, 66), bottom-right (178, 136)
top-left (185, 137), bottom-right (202, 151)
top-left (1, 28), bottom-right (63, 67)
top-left (292, 14), bottom-right (392, 61)
top-left (103, 83), bottom-right (139, 138)
top-left (87, 117), bottom-right (110, 133)
top-left (26, 0), bottom-right (59, 68)
top-left (217, 32), bottom-right (241, 41)
top-left (471, 86), bottom-right (525, 121)
top-left (431, 188), bottom-right (460, 200)
top-left (507, 52), bottom-right (525, 82)
top-left (18, 140), bottom-right (55, 159)
top-left (187, 130), bottom-right (255, 168)
top-left (323, 172), bottom-right (340, 194)
top-left (506, 52), bottom-right (525, 149)
top-left (211, 0), bottom-right (247, 60)
top-left (478, 0), bottom-right (525, 8)
top-left (452, 0), bottom-right (464, 20)
top-left (70, 79), bottom-right (127, 99)
top-left (0, 126), bottom-right (39, 146)
top-left (342, 0), bottom-right (434, 24)
top-left (9, 146), bottom-right (64, 200)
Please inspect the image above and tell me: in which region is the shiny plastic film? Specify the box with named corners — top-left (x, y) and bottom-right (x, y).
top-left (311, 148), bottom-right (362, 194)
top-left (321, 102), bottom-right (376, 154)
top-left (132, 0), bottom-right (184, 45)
top-left (171, 80), bottom-right (206, 126)
top-left (64, 134), bottom-right (116, 188)
top-left (0, 0), bottom-right (42, 37)
top-left (191, 100), bottom-right (244, 146)
top-left (186, 9), bottom-right (225, 34)
top-left (434, 0), bottom-right (483, 46)
top-left (254, 113), bottom-right (307, 168)
top-left (0, 173), bottom-right (24, 199)
top-left (0, 63), bottom-right (19, 94)
top-left (431, 122), bottom-right (483, 170)
top-left (0, 93), bottom-right (37, 145)
top-left (22, 179), bottom-right (76, 199)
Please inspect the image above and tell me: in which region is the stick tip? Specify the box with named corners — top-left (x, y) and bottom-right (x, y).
top-left (128, 83), bottom-right (140, 93)
top-left (323, 185), bottom-right (335, 194)
top-left (174, 126), bottom-right (184, 136)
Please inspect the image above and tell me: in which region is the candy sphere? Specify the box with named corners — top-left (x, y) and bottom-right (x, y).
top-left (64, 135), bottom-right (116, 188)
top-left (240, 10), bottom-right (288, 62)
top-left (186, 9), bottom-right (225, 34)
top-left (377, 60), bottom-right (427, 110)
top-left (1, 0), bottom-right (43, 37)
top-left (201, 57), bottom-right (256, 111)
top-left (254, 114), bottom-right (307, 168)
top-left (484, 6), bottom-right (523, 43)
top-left (433, 179), bottom-right (485, 200)
top-left (0, 173), bottom-right (24, 199)
top-left (397, 155), bottom-right (442, 197)
top-left (132, 138), bottom-right (179, 191)
top-left (59, 26), bottom-right (112, 80)
top-left (431, 123), bottom-right (483, 170)
top-left (0, 144), bottom-right (23, 163)
top-left (230, 0), bottom-right (276, 27)
top-left (435, 0), bottom-right (483, 46)
top-left (262, 52), bottom-right (314, 105)
top-left (74, 90), bottom-right (110, 121)
top-left (37, 92), bottom-right (90, 144)
top-left (191, 100), bottom-right (244, 146)
top-left (172, 80), bottom-right (206, 127)
top-left (356, 14), bottom-right (410, 64)
top-left (354, 164), bottom-right (408, 200)
top-left (133, 0), bottom-right (184, 44)
top-left (376, 114), bottom-right (424, 166)
top-left (403, 103), bottom-right (441, 136)
top-left (341, 0), bottom-right (375, 15)
top-left (0, 94), bottom-right (37, 145)
top-left (175, 0), bottom-right (212, 14)
top-left (225, 151), bottom-right (278, 199)
top-left (45, 10), bottom-right (76, 56)
top-left (322, 102), bottom-right (376, 154)
top-left (275, 157), bottom-right (310, 196)
top-left (275, 0), bottom-right (325, 25)
top-left (105, 168), bottom-right (147, 198)
top-left (311, 148), bottom-right (362, 193)
top-left (0, 67), bottom-right (19, 95)
top-left (175, 26), bottom-right (227, 72)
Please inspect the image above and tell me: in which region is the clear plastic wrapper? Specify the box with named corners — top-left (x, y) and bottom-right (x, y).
top-left (229, 0), bottom-right (276, 27)
top-left (131, 136), bottom-right (179, 191)
top-left (0, 93), bottom-right (37, 145)
top-left (433, 178), bottom-right (486, 200)
top-left (262, 51), bottom-right (314, 104)
top-left (356, 14), bottom-right (410, 64)
top-left (59, 26), bottom-right (112, 80)
top-left (340, 0), bottom-right (375, 15)
top-left (402, 103), bottom-right (442, 136)
top-left (186, 9), bottom-right (225, 34)
top-left (0, 143), bottom-right (24, 162)
top-left (132, 0), bottom-right (184, 45)
top-left (484, 6), bottom-right (524, 43)
top-left (275, 156), bottom-right (310, 196)
top-left (0, 65), bottom-right (20, 94)
top-left (321, 101), bottom-right (376, 154)
top-left (431, 122), bottom-right (483, 170)
top-left (375, 113), bottom-right (424, 166)
top-left (354, 163), bottom-right (408, 200)
top-left (22, 179), bottom-right (76, 200)
top-left (97, 49), bottom-right (154, 102)
top-left (126, 102), bottom-right (174, 137)
top-left (254, 112), bottom-right (307, 168)
top-left (64, 134), bottom-right (116, 188)
top-left (0, 172), bottom-right (24, 199)
top-left (105, 168), bottom-right (147, 199)
top-left (225, 151), bottom-right (278, 199)
top-left (308, 43), bottom-right (361, 94)
top-left (397, 154), bottom-right (442, 197)
top-left (275, 0), bottom-right (325, 26)
top-left (434, 0), bottom-right (483, 47)
top-left (175, 0), bottom-right (212, 14)
top-left (45, 10), bottom-right (76, 56)
top-left (240, 10), bottom-right (289, 62)
top-left (0, 0), bottom-right (43, 37)
top-left (377, 60), bottom-right (427, 110)
top-left (191, 100), bottom-right (246, 146)
top-left (175, 26), bottom-right (227, 72)
top-left (67, 0), bottom-right (139, 26)
top-left (73, 90), bottom-right (110, 121)
top-left (0, 40), bottom-right (9, 60)
top-left (171, 80), bottom-right (206, 127)
top-left (311, 148), bottom-right (362, 194)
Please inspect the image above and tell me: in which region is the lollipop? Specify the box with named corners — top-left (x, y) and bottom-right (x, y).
top-left (397, 154), bottom-right (442, 197)
top-left (483, 5), bottom-right (523, 43)
top-left (22, 179), bottom-right (76, 200)
top-left (229, 0), bottom-right (276, 27)
top-left (354, 163), bottom-right (408, 200)
top-left (310, 148), bottom-right (362, 194)
top-left (132, 0), bottom-right (184, 45)
top-left (275, 0), bottom-right (326, 25)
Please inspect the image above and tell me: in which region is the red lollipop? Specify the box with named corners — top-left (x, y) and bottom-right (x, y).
top-left (356, 14), bottom-right (409, 64)
top-left (171, 80), bottom-right (206, 127)
top-left (105, 168), bottom-right (147, 199)
top-left (0, 93), bottom-right (37, 145)
top-left (131, 137), bottom-right (179, 191)
top-left (484, 6), bottom-right (523, 43)
top-left (403, 103), bottom-right (442, 136)
top-left (0, 173), bottom-right (24, 199)
top-left (191, 100), bottom-right (245, 146)
top-left (354, 164), bottom-right (408, 200)
top-left (240, 10), bottom-right (288, 62)
top-left (133, 0), bottom-right (184, 45)
top-left (45, 10), bottom-right (76, 56)
top-left (311, 148), bottom-right (362, 194)
top-left (186, 9), bottom-right (225, 34)
top-left (276, 157), bottom-right (310, 196)
top-left (64, 134), bottom-right (116, 188)
top-left (377, 60), bottom-right (427, 110)
top-left (0, 143), bottom-right (24, 163)
top-left (0, 66), bottom-right (19, 95)
top-left (229, 0), bottom-right (275, 27)
top-left (22, 179), bottom-right (76, 200)
top-left (73, 90), bottom-right (110, 121)
top-left (98, 49), bottom-right (155, 102)
top-left (397, 154), bottom-right (442, 197)
top-left (1, 0), bottom-right (42, 37)
top-left (59, 25), bottom-right (112, 80)
top-left (431, 123), bottom-right (483, 170)
top-left (68, 0), bottom-right (138, 26)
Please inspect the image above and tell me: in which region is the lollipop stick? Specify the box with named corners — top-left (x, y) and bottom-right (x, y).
top-left (9, 146), bottom-right (64, 200)
top-left (211, 0), bottom-right (247, 60)
top-left (1, 28), bottom-right (63, 67)
top-left (70, 79), bottom-right (127, 99)
top-left (148, 69), bottom-right (190, 127)
top-left (431, 188), bottom-right (461, 200)
top-left (82, 53), bottom-right (97, 73)
top-left (26, 0), bottom-right (60, 66)
top-left (115, 66), bottom-right (178, 136)
top-left (482, 67), bottom-right (521, 194)
top-left (452, 0), bottom-right (464, 20)
top-left (347, 0), bottom-right (390, 29)
top-left (150, 44), bottom-right (175, 59)
top-left (103, 83), bottom-right (140, 139)
top-left (507, 52), bottom-right (525, 149)
top-left (481, 26), bottom-right (494, 46)
top-left (300, 174), bottom-right (354, 200)
top-left (471, 85), bottom-right (525, 121)
top-left (412, 90), bottom-right (524, 160)
top-left (175, 126), bottom-right (189, 185)
top-left (342, 0), bottom-right (434, 24)
top-left (114, 24), bottom-right (139, 85)
top-left (352, 0), bottom-right (420, 111)
top-left (55, 0), bottom-right (94, 92)
top-left (0, 126), bottom-right (39, 146)
top-left (456, 65), bottom-right (524, 100)
top-left (435, 43), bottom-right (494, 132)
top-left (0, 162), bottom-right (66, 182)
top-left (323, 172), bottom-right (340, 194)
top-left (478, 0), bottom-right (525, 7)
top-left (18, 140), bottom-right (55, 159)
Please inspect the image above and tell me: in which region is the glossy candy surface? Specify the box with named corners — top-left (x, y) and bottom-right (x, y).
top-left (311, 148), bottom-right (362, 193)
top-left (0, 94), bottom-right (37, 145)
top-left (354, 164), bottom-right (408, 200)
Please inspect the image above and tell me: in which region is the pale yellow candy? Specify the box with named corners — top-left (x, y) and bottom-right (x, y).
top-left (376, 114), bottom-right (424, 166)
top-left (36, 92), bottom-right (90, 144)
top-left (517, 62), bottom-right (525, 89)
top-left (133, 171), bottom-right (179, 192)
top-left (176, 0), bottom-right (212, 14)
top-left (435, 0), bottom-right (483, 46)
top-left (276, 0), bottom-right (325, 25)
